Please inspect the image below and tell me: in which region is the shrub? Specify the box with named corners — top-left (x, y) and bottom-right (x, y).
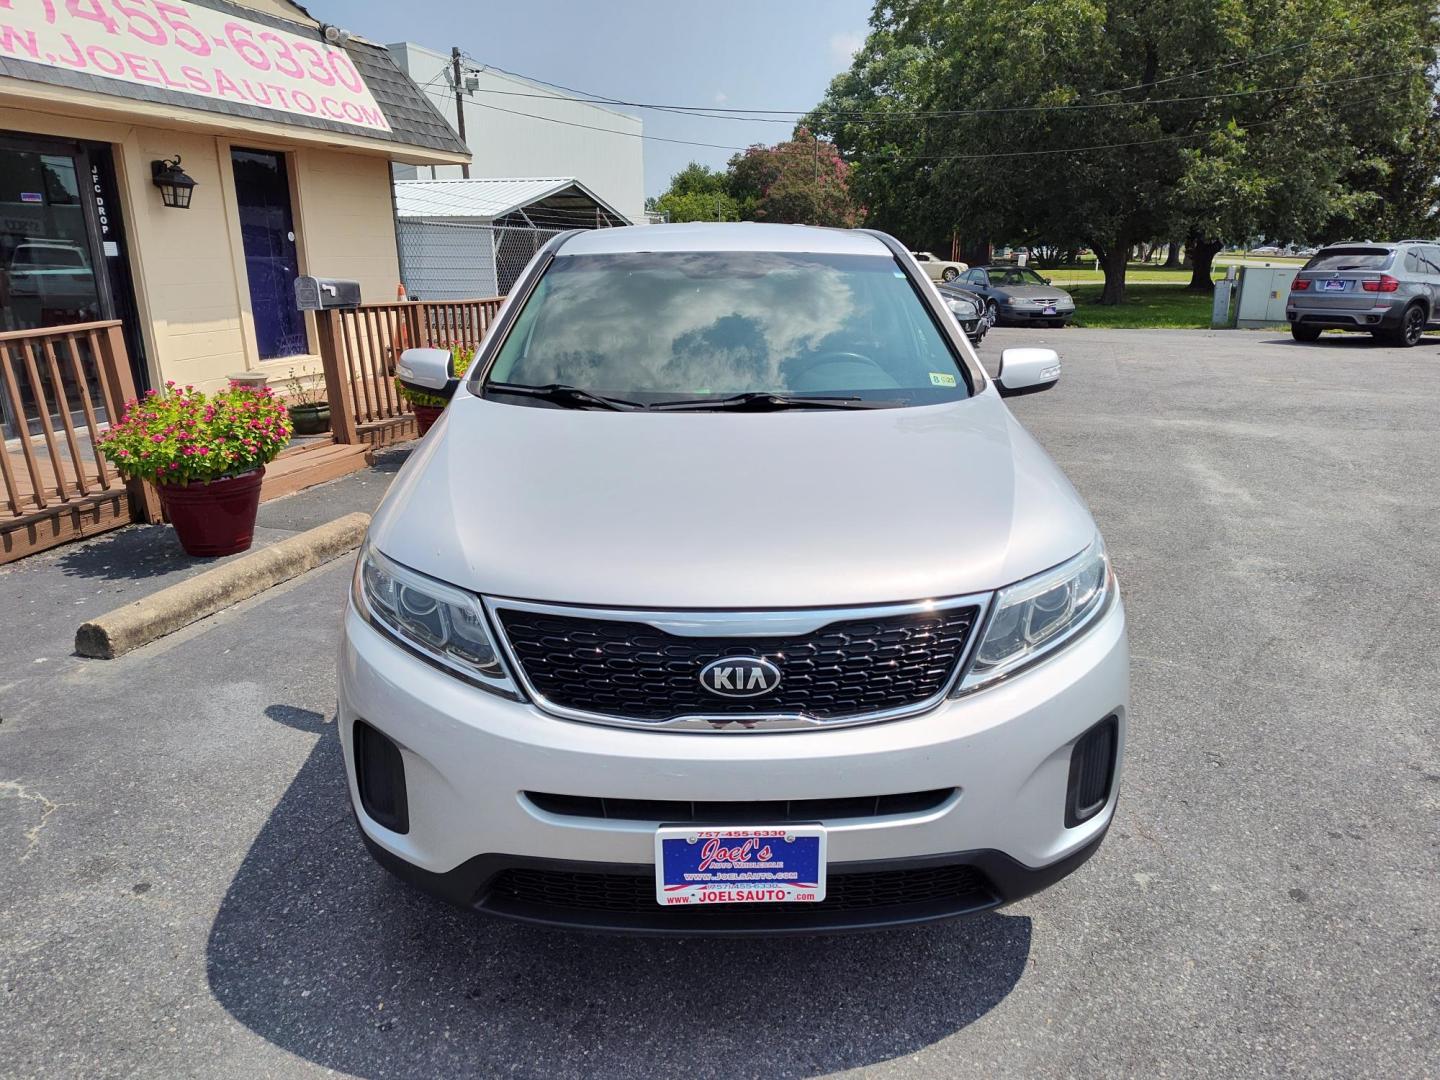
top-left (100, 381), bottom-right (292, 485)
top-left (395, 342), bottom-right (476, 409)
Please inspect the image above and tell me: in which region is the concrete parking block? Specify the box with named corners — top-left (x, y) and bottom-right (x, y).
top-left (73, 511), bottom-right (370, 659)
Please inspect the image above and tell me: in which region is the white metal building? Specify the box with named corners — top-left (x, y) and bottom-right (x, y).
top-left (394, 177), bottom-right (629, 300)
top-left (386, 42), bottom-right (647, 225)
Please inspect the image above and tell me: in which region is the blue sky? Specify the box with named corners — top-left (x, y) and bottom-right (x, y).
top-left (303, 0), bottom-right (874, 195)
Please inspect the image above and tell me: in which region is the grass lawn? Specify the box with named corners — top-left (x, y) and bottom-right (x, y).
top-left (1065, 283), bottom-right (1215, 329)
top-left (1044, 265), bottom-right (1199, 286)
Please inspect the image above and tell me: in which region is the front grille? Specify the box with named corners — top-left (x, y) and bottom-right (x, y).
top-left (496, 605), bottom-right (979, 723)
top-left (525, 788), bottom-right (955, 823)
top-left (485, 863), bottom-right (994, 915)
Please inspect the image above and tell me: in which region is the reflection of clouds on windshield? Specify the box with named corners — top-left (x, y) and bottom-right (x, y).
top-left (507, 253), bottom-right (858, 393)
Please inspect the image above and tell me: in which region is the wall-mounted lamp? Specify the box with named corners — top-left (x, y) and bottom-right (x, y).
top-left (150, 156), bottom-right (196, 209)
top-left (321, 23), bottom-right (351, 46)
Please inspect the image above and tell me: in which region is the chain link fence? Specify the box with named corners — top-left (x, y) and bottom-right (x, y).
top-left (396, 220), bottom-right (564, 301)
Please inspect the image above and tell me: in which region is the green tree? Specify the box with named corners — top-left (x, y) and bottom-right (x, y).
top-left (653, 163), bottom-right (740, 222)
top-left (813, 0), bottom-right (1436, 303)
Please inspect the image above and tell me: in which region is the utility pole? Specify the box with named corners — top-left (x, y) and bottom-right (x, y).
top-left (452, 46), bottom-right (470, 179)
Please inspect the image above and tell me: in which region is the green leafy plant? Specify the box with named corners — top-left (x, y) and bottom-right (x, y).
top-left (99, 381), bottom-right (292, 486)
top-left (282, 366), bottom-right (326, 407)
top-left (395, 342), bottom-right (476, 409)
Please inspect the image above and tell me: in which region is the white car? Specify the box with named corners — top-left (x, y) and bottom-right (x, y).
top-left (344, 222), bottom-right (1128, 934)
top-left (909, 250), bottom-right (969, 282)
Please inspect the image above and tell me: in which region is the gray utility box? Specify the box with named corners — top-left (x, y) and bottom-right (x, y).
top-left (1233, 265), bottom-right (1299, 328)
top-left (294, 276), bottom-right (362, 311)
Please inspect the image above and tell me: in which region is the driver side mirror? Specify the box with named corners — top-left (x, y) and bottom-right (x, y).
top-left (396, 347), bottom-right (458, 396)
top-left (1042, 276), bottom-right (1052, 285)
top-left (997, 348), bottom-right (1060, 396)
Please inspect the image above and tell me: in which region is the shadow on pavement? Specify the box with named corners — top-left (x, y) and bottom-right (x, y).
top-left (53, 523), bottom-right (209, 581)
top-left (207, 724), bottom-right (1033, 1078)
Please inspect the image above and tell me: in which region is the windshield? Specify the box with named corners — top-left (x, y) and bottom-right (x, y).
top-left (989, 268), bottom-right (1047, 286)
top-left (1303, 248), bottom-right (1392, 272)
top-left (484, 251), bottom-right (969, 407)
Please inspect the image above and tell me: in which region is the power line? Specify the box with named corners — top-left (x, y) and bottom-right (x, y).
top-left (460, 67), bottom-right (1421, 123)
top-left (416, 71), bottom-right (1420, 164)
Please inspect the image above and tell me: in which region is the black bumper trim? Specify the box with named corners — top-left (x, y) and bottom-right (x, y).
top-left (358, 821), bottom-right (1111, 936)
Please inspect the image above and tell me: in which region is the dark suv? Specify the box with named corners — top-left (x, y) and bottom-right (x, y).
top-left (1287, 241), bottom-right (1440, 346)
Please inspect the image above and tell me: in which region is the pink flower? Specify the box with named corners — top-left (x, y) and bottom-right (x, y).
top-left (151, 434), bottom-right (164, 444)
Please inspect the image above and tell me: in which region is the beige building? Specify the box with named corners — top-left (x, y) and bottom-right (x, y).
top-left (0, 0), bottom-right (469, 410)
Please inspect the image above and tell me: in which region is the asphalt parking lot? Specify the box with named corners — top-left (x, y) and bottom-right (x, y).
top-left (1, 327), bottom-right (1436, 1079)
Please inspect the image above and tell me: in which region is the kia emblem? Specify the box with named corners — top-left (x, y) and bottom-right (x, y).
top-left (698, 656), bottom-right (782, 698)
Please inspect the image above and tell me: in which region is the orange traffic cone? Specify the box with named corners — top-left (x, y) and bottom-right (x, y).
top-left (396, 282), bottom-right (407, 301)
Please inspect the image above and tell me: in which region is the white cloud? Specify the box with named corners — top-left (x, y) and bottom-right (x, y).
top-left (829, 30), bottom-right (865, 64)
top-left (714, 91), bottom-right (728, 105)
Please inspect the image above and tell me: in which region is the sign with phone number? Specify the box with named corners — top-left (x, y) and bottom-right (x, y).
top-left (0, 0), bottom-right (392, 133)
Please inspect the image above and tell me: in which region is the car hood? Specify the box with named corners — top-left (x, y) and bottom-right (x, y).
top-left (368, 390), bottom-right (1097, 608)
top-left (1000, 285), bottom-right (1073, 301)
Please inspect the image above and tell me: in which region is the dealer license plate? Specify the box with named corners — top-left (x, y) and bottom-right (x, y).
top-left (1322, 279), bottom-right (1349, 291)
top-left (655, 826), bottom-right (826, 906)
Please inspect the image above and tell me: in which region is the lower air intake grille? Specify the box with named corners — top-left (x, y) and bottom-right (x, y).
top-left (525, 788), bottom-right (955, 823)
top-left (496, 605), bottom-right (979, 723)
top-left (486, 863), bottom-right (994, 915)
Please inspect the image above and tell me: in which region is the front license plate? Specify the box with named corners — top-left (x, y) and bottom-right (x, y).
top-left (1322, 279), bottom-right (1349, 291)
top-left (1042, 305), bottom-right (1058, 315)
top-left (655, 826), bottom-right (826, 906)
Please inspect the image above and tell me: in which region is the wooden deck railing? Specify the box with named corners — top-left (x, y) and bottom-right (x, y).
top-left (0, 320), bottom-right (159, 563)
top-left (316, 297), bottom-right (505, 447)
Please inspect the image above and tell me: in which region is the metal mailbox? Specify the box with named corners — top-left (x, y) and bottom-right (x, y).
top-left (294, 276), bottom-right (362, 311)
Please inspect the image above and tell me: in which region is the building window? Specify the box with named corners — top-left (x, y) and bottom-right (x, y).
top-left (231, 148), bottom-right (308, 359)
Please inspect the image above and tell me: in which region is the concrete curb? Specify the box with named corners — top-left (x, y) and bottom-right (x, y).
top-left (75, 512), bottom-right (370, 660)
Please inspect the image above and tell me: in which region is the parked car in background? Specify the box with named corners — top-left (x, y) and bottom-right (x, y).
top-left (959, 266), bottom-right (1076, 327)
top-left (936, 282), bottom-right (988, 345)
top-left (8, 240), bottom-right (95, 304)
top-left (910, 250), bottom-right (969, 282)
top-left (1287, 241), bottom-right (1440, 346)
top-left (341, 222), bottom-right (1126, 935)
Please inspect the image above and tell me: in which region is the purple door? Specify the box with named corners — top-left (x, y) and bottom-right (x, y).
top-left (231, 148), bottom-right (308, 359)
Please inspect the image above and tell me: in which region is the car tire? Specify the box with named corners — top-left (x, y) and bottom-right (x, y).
top-left (1380, 303), bottom-right (1426, 346)
top-left (1290, 323), bottom-right (1322, 342)
top-left (984, 300), bottom-right (999, 328)
top-left (942, 267), bottom-right (959, 282)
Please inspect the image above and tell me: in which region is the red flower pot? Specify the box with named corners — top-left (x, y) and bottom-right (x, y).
top-left (158, 468), bottom-right (266, 557)
top-left (413, 403), bottom-right (444, 436)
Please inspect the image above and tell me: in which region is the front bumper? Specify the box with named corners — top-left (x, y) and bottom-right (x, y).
top-left (999, 304), bottom-right (1074, 324)
top-left (338, 594), bottom-right (1128, 933)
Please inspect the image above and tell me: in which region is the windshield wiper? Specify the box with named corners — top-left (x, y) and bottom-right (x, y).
top-left (651, 392), bottom-right (891, 412)
top-left (484, 382), bottom-right (646, 411)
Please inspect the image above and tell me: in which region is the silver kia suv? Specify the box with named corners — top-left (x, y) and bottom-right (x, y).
top-left (1287, 241), bottom-right (1440, 345)
top-left (342, 223), bottom-right (1128, 935)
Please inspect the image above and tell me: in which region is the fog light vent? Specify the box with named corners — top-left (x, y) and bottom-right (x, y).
top-left (1065, 715), bottom-right (1117, 827)
top-left (354, 719), bottom-right (409, 834)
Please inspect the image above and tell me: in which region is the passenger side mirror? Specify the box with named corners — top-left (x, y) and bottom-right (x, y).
top-left (1042, 276), bottom-right (1052, 285)
top-left (396, 347), bottom-right (457, 394)
top-left (997, 348), bottom-right (1060, 396)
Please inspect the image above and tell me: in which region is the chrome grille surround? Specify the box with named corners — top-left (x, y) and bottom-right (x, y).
top-left (484, 593), bottom-right (992, 733)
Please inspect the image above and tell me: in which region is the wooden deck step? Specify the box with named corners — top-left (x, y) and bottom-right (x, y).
top-left (260, 441), bottom-right (371, 503)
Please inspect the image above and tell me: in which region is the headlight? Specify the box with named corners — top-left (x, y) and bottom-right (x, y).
top-left (352, 543), bottom-right (518, 697)
top-left (957, 536), bottom-right (1111, 692)
top-left (947, 297), bottom-right (980, 318)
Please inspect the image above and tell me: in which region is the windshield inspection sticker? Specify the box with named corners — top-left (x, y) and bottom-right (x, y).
top-left (929, 372), bottom-right (957, 387)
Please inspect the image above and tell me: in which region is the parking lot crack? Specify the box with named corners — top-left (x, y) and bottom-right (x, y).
top-left (0, 780), bottom-right (61, 861)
